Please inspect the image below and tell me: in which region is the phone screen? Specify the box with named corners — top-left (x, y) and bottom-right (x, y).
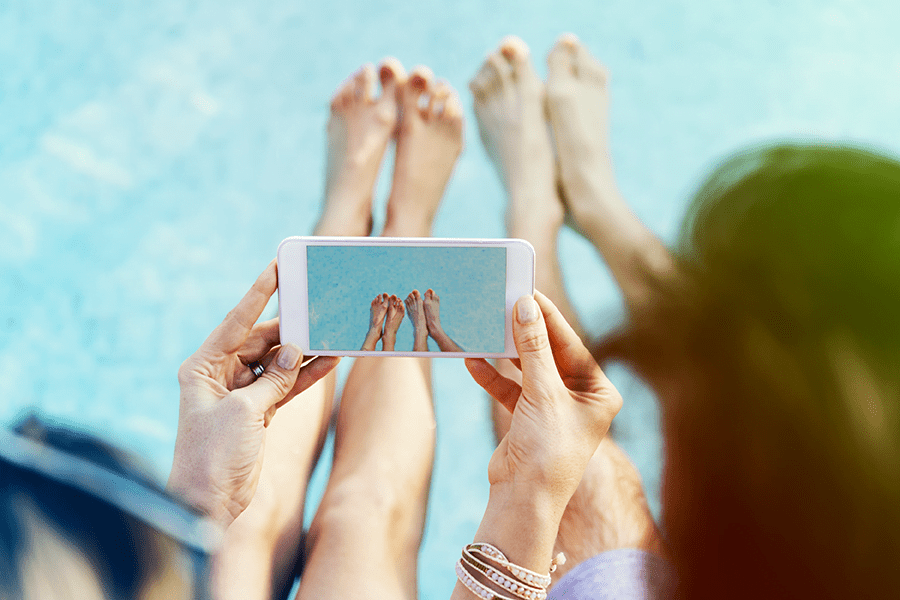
top-left (306, 244), bottom-right (507, 353)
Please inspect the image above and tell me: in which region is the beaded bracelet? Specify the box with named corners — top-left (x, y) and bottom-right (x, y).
top-left (456, 542), bottom-right (566, 600)
top-left (468, 542), bottom-right (564, 588)
top-left (457, 560), bottom-right (520, 600)
top-left (461, 546), bottom-right (546, 600)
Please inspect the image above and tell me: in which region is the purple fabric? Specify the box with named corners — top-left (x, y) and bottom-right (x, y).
top-left (547, 549), bottom-right (676, 600)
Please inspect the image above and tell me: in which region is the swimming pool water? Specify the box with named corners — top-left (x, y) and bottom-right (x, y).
top-left (3, 0), bottom-right (900, 596)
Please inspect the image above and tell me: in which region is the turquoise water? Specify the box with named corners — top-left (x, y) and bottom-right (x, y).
top-left (307, 245), bottom-right (506, 353)
top-left (3, 0), bottom-right (900, 597)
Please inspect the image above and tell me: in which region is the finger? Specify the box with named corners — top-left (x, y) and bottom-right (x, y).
top-left (534, 291), bottom-right (605, 389)
top-left (512, 295), bottom-right (561, 397)
top-left (236, 318), bottom-right (281, 364)
top-left (232, 347), bottom-right (278, 389)
top-left (275, 355), bottom-right (342, 409)
top-left (240, 342), bottom-right (303, 415)
top-left (465, 358), bottom-right (522, 414)
top-left (206, 260), bottom-right (278, 354)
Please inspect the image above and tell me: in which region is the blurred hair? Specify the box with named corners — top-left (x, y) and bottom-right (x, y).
top-left (0, 415), bottom-right (198, 600)
top-left (598, 143), bottom-right (900, 599)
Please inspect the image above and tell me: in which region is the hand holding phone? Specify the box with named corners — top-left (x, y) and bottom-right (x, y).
top-left (277, 237), bottom-right (535, 358)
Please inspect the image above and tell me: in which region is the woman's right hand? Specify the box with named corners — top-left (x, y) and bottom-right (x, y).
top-left (466, 291), bottom-right (623, 504)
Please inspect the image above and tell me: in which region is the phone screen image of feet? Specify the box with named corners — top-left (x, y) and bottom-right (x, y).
top-left (306, 245), bottom-right (506, 353)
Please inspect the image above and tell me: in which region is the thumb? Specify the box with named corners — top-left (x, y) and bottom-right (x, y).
top-left (513, 295), bottom-right (559, 397)
top-left (243, 343), bottom-right (303, 415)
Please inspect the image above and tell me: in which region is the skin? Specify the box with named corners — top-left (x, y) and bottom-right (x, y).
top-left (361, 293), bottom-right (390, 351)
top-left (198, 57), bottom-right (464, 600)
top-left (471, 34), bottom-right (667, 584)
top-left (405, 289), bottom-right (430, 352)
top-left (381, 294), bottom-right (405, 351)
top-left (422, 288), bottom-right (465, 353)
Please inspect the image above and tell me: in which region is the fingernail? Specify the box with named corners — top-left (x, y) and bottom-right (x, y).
top-left (276, 343), bottom-right (302, 370)
top-left (517, 296), bottom-right (539, 324)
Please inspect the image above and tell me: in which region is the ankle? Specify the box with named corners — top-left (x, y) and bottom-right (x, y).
top-left (314, 204), bottom-right (371, 237)
top-left (381, 208), bottom-right (433, 237)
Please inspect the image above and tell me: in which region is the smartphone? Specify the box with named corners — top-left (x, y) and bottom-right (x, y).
top-left (277, 236), bottom-right (535, 358)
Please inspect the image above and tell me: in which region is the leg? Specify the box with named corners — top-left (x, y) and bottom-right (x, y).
top-left (212, 59), bottom-right (405, 600)
top-left (470, 34), bottom-right (580, 440)
top-left (546, 34), bottom-right (674, 312)
top-left (405, 290), bottom-right (430, 352)
top-left (423, 288), bottom-right (464, 353)
top-left (381, 294), bottom-right (405, 351)
top-left (471, 36), bottom-right (664, 586)
top-left (361, 293), bottom-right (390, 351)
top-left (297, 71), bottom-right (464, 599)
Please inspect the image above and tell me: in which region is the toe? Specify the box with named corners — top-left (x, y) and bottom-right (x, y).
top-left (330, 72), bottom-right (357, 112)
top-left (427, 80), bottom-right (451, 117)
top-left (404, 66), bottom-right (433, 108)
top-left (547, 34), bottom-right (578, 81)
top-left (486, 51), bottom-right (513, 87)
top-left (469, 60), bottom-right (494, 100)
top-left (499, 35), bottom-right (542, 89)
top-left (354, 63), bottom-right (378, 102)
top-left (442, 91), bottom-right (464, 127)
top-left (379, 56), bottom-right (407, 96)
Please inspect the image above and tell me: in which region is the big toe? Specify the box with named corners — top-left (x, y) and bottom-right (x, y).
top-left (379, 57), bottom-right (407, 97)
top-left (402, 66), bottom-right (434, 112)
top-left (499, 36), bottom-right (541, 87)
top-left (547, 34), bottom-right (579, 82)
top-left (548, 34), bottom-right (608, 85)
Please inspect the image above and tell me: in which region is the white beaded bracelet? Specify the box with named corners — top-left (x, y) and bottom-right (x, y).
top-left (461, 546), bottom-right (547, 600)
top-left (467, 542), bottom-right (564, 589)
top-left (457, 559), bottom-right (520, 600)
top-left (456, 542), bottom-right (566, 600)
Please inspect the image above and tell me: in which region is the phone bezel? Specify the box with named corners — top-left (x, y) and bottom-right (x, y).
top-left (277, 236), bottom-right (535, 358)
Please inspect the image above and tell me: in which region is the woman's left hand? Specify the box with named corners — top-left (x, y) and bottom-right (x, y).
top-left (167, 260), bottom-right (340, 526)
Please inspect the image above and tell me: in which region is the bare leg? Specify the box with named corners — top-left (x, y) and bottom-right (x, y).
top-left (297, 72), bottom-right (463, 600)
top-left (423, 288), bottom-right (464, 353)
top-left (546, 34), bottom-right (674, 312)
top-left (472, 36), bottom-right (664, 585)
top-left (361, 293), bottom-right (390, 351)
top-left (212, 60), bottom-right (406, 600)
top-left (381, 294), bottom-right (405, 351)
top-left (405, 289), bottom-right (430, 352)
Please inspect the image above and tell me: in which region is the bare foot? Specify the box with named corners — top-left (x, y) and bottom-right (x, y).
top-left (404, 290), bottom-right (429, 352)
top-left (382, 67), bottom-right (464, 237)
top-left (471, 36), bottom-right (581, 332)
top-left (316, 59), bottom-right (406, 237)
top-left (361, 293), bottom-right (390, 351)
top-left (423, 288), bottom-right (464, 353)
top-left (470, 36), bottom-right (564, 239)
top-left (545, 34), bottom-right (619, 240)
top-left (381, 295), bottom-right (405, 351)
top-left (546, 34), bottom-right (673, 310)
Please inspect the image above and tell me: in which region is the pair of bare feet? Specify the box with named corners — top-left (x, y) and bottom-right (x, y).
top-left (315, 58), bottom-right (464, 239)
top-left (363, 289), bottom-right (462, 352)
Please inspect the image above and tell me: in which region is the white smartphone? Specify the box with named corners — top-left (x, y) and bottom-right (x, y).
top-left (277, 236), bottom-right (535, 358)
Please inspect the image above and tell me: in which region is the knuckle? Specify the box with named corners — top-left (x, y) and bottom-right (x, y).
top-left (517, 327), bottom-right (551, 355)
top-left (261, 368), bottom-right (294, 394)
